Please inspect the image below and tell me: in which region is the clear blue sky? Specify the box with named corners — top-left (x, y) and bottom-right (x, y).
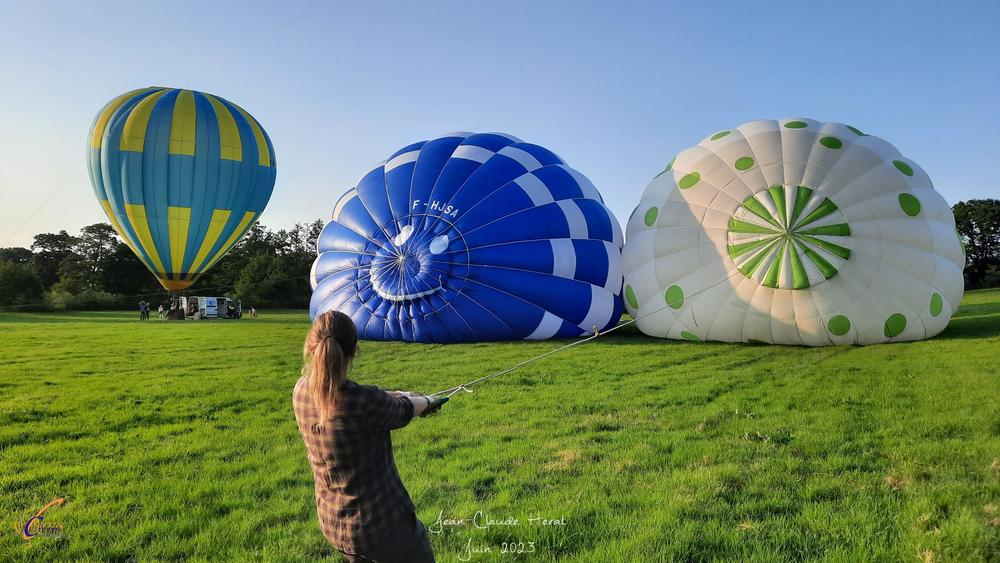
top-left (2, 0), bottom-right (998, 247)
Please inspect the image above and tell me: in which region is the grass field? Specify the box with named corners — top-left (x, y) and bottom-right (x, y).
top-left (1, 290), bottom-right (999, 562)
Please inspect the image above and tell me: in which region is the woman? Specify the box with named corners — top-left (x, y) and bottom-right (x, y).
top-left (293, 310), bottom-right (447, 562)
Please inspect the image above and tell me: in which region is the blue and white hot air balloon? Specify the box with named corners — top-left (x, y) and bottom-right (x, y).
top-left (310, 132), bottom-right (624, 343)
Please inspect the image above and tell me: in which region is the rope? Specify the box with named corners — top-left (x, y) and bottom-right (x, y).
top-left (431, 267), bottom-right (744, 398)
top-left (3, 161), bottom-right (85, 247)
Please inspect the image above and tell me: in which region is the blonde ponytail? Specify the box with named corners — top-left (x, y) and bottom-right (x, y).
top-left (303, 311), bottom-right (358, 419)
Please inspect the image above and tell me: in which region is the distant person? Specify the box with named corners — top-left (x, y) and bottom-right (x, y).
top-left (138, 301), bottom-right (148, 320)
top-left (249, 306), bottom-right (257, 318)
top-left (293, 311), bottom-right (447, 563)
top-left (157, 304), bottom-right (165, 319)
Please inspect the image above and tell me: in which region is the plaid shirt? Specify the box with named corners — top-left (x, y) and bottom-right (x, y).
top-left (293, 375), bottom-right (416, 554)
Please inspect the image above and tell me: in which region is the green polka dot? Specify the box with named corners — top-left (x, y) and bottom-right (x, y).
top-left (930, 293), bottom-right (943, 317)
top-left (893, 160), bottom-right (914, 176)
top-left (784, 121), bottom-right (808, 129)
top-left (820, 136), bottom-right (843, 149)
top-left (711, 130), bottom-right (731, 140)
top-left (643, 207), bottom-right (658, 227)
top-left (734, 156), bottom-right (754, 171)
top-left (846, 125), bottom-right (865, 136)
top-left (884, 313), bottom-right (907, 338)
top-left (898, 193), bottom-right (921, 216)
top-left (665, 285), bottom-right (684, 309)
top-left (680, 331), bottom-right (701, 342)
top-left (679, 172), bottom-right (700, 189)
top-left (827, 315), bottom-right (851, 336)
top-left (625, 285), bottom-right (638, 310)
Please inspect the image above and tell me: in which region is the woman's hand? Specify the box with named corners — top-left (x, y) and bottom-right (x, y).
top-left (420, 395), bottom-right (449, 417)
top-left (404, 393), bottom-right (449, 417)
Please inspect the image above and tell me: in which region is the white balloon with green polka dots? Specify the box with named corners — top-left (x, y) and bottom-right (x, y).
top-left (622, 118), bottom-right (965, 346)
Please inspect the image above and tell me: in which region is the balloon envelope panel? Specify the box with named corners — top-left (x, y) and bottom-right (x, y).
top-left (311, 132), bottom-right (624, 343)
top-left (621, 118), bottom-right (964, 346)
top-left (87, 87), bottom-right (276, 291)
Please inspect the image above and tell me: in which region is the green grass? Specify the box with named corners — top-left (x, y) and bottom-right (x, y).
top-left (1, 290), bottom-right (999, 562)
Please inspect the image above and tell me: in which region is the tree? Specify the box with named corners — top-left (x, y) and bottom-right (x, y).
top-left (0, 247), bottom-right (33, 264)
top-left (235, 253), bottom-right (310, 308)
top-left (100, 242), bottom-right (160, 296)
top-left (62, 223), bottom-right (122, 291)
top-left (953, 199), bottom-right (1000, 288)
top-left (0, 261), bottom-right (45, 307)
top-left (30, 231), bottom-right (77, 288)
top-left (305, 219), bottom-right (325, 252)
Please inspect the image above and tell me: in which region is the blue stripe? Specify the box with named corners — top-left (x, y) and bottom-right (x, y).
top-left (100, 89), bottom-right (161, 272)
top-left (577, 199), bottom-right (614, 241)
top-left (461, 133), bottom-right (517, 152)
top-left (532, 165), bottom-right (585, 200)
top-left (143, 89), bottom-right (176, 273)
top-left (180, 92), bottom-right (218, 273)
top-left (355, 167), bottom-right (394, 235)
top-left (572, 240), bottom-right (610, 287)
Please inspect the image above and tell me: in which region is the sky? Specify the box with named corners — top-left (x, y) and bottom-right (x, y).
top-left (1, 0), bottom-right (998, 248)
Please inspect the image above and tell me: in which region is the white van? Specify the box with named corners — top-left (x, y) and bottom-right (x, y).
top-left (172, 296), bottom-right (242, 320)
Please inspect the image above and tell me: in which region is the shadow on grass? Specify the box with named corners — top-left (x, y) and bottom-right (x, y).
top-left (938, 291), bottom-right (1000, 340)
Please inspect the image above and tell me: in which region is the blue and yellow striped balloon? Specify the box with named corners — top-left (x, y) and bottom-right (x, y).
top-left (87, 87), bottom-right (276, 291)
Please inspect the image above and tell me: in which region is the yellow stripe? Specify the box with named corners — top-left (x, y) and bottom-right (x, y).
top-left (232, 104), bottom-right (271, 166)
top-left (90, 88), bottom-right (157, 149)
top-left (168, 206), bottom-right (191, 274)
top-left (202, 211), bottom-right (256, 273)
top-left (205, 94), bottom-right (242, 161)
top-left (124, 203), bottom-right (166, 273)
top-left (100, 200), bottom-right (143, 259)
top-left (168, 90), bottom-right (197, 156)
top-left (187, 209), bottom-right (232, 276)
top-left (120, 89), bottom-right (169, 153)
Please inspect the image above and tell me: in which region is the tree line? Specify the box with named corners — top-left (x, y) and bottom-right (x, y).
top-left (1, 199), bottom-right (999, 310)
top-left (0, 220), bottom-right (325, 310)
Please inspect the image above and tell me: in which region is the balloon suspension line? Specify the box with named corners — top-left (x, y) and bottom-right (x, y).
top-left (431, 267), bottom-right (744, 399)
top-left (3, 161), bottom-right (85, 247)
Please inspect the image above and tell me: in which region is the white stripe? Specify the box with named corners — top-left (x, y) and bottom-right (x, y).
top-left (485, 132), bottom-right (523, 143)
top-left (578, 286), bottom-right (614, 334)
top-left (610, 212), bottom-right (624, 248)
top-left (549, 239), bottom-right (576, 278)
top-left (439, 131), bottom-right (474, 139)
top-left (526, 311), bottom-right (563, 340)
top-left (452, 145), bottom-right (494, 163)
top-left (332, 189), bottom-right (357, 221)
top-left (309, 253), bottom-right (321, 289)
top-left (559, 165), bottom-right (601, 202)
top-left (557, 200), bottom-right (589, 239)
top-left (384, 150), bottom-right (420, 173)
top-left (498, 146), bottom-right (543, 171)
top-left (515, 173), bottom-right (553, 206)
top-left (602, 240), bottom-right (622, 293)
